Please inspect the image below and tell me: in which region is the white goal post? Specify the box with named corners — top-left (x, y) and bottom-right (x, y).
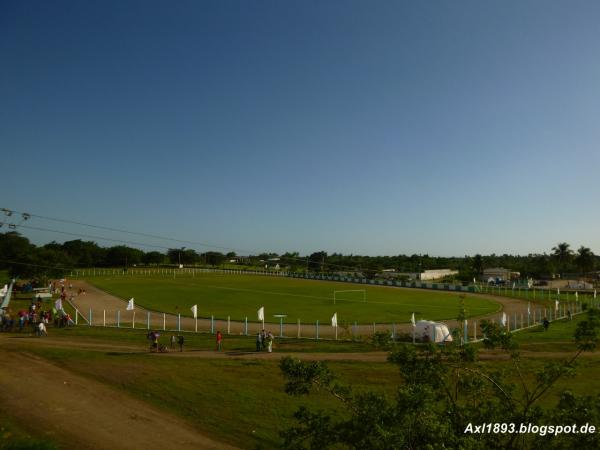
top-left (333, 289), bottom-right (366, 304)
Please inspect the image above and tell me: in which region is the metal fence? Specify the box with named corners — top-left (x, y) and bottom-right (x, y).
top-left (67, 297), bottom-right (595, 343)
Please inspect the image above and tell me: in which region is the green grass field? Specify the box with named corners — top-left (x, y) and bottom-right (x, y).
top-left (6, 322), bottom-right (599, 449)
top-left (86, 273), bottom-right (500, 324)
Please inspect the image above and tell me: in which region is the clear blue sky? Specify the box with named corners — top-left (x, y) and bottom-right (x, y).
top-left (2, 0), bottom-right (599, 256)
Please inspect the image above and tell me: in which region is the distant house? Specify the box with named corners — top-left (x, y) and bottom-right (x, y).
top-left (419, 269), bottom-right (459, 281)
top-left (376, 270), bottom-right (408, 279)
top-left (375, 269), bottom-right (458, 281)
top-left (483, 268), bottom-right (520, 282)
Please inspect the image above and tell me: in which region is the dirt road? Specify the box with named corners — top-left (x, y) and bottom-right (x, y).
top-left (0, 343), bottom-right (238, 450)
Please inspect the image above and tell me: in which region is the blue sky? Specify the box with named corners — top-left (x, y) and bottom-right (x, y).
top-left (2, 1), bottom-right (599, 256)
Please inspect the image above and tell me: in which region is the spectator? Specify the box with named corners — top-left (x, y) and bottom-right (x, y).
top-left (265, 331), bottom-right (274, 353)
top-left (216, 331), bottom-right (223, 352)
top-left (256, 332), bottom-right (262, 352)
top-left (543, 317), bottom-right (550, 331)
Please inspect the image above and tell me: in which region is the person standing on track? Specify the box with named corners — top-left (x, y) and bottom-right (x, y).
top-left (216, 330), bottom-right (223, 352)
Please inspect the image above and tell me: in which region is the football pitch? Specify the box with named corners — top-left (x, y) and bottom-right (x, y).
top-left (87, 273), bottom-right (500, 324)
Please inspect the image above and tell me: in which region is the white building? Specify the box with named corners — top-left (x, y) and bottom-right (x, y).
top-left (419, 269), bottom-right (459, 281)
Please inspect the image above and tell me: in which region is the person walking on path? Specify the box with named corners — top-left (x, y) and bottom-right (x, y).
top-left (256, 332), bottom-right (262, 352)
top-left (177, 335), bottom-right (184, 352)
top-left (170, 334), bottom-right (176, 350)
top-left (216, 331), bottom-right (223, 352)
top-left (260, 329), bottom-right (266, 351)
top-left (37, 321), bottom-right (47, 337)
top-left (542, 317), bottom-right (550, 331)
top-left (265, 331), bottom-right (274, 353)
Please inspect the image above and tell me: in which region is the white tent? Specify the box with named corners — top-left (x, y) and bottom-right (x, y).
top-left (414, 320), bottom-right (453, 343)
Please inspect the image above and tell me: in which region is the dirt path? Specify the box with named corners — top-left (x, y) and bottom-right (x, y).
top-left (64, 280), bottom-right (534, 338)
top-left (0, 346), bottom-right (238, 450)
top-left (2, 334), bottom-right (595, 363)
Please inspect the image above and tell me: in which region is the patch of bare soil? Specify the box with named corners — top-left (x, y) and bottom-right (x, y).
top-left (0, 345), bottom-right (237, 450)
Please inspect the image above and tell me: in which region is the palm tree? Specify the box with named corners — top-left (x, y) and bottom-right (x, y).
top-left (551, 242), bottom-right (573, 276)
top-left (575, 246), bottom-right (595, 275)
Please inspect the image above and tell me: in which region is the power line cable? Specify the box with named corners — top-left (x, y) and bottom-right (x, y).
top-left (5, 208), bottom-right (243, 252)
top-left (2, 207), bottom-right (376, 272)
top-left (0, 259), bottom-right (73, 271)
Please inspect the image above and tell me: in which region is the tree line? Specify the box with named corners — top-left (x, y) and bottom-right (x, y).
top-left (0, 232), bottom-right (597, 280)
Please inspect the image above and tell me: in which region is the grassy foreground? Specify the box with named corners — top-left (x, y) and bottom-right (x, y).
top-left (86, 273), bottom-right (500, 323)
top-left (4, 319), bottom-right (600, 449)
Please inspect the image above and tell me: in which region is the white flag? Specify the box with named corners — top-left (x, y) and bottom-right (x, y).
top-left (555, 300), bottom-right (559, 311)
top-left (54, 298), bottom-right (63, 311)
top-left (501, 312), bottom-right (507, 326)
top-left (411, 312), bottom-right (416, 326)
top-left (257, 306), bottom-right (264, 321)
top-left (126, 298), bottom-right (135, 311)
top-left (331, 312), bottom-right (338, 328)
top-left (0, 284), bottom-right (7, 296)
top-left (191, 304), bottom-right (197, 319)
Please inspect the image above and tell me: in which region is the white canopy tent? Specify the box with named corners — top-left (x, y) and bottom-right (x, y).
top-left (414, 320), bottom-right (453, 343)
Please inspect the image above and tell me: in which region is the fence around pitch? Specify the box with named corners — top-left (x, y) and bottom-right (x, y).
top-left (67, 297), bottom-right (598, 343)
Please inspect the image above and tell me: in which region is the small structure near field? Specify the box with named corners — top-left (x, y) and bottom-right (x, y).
top-left (415, 320), bottom-right (453, 343)
top-left (483, 268), bottom-right (520, 283)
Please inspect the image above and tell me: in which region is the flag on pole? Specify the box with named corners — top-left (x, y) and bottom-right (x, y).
top-left (126, 298), bottom-right (135, 311)
top-left (257, 306), bottom-right (264, 321)
top-left (411, 312), bottom-right (416, 326)
top-left (0, 284), bottom-right (7, 296)
top-left (54, 298), bottom-right (63, 311)
top-left (331, 312), bottom-right (338, 327)
top-left (555, 300), bottom-right (559, 311)
top-left (501, 312), bottom-right (507, 327)
top-left (191, 304), bottom-right (198, 319)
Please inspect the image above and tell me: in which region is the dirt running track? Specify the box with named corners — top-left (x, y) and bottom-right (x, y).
top-left (0, 345), bottom-right (238, 450)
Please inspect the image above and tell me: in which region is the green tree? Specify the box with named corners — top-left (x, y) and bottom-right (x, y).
top-left (60, 239), bottom-right (106, 267)
top-left (551, 242), bottom-right (573, 276)
top-left (308, 251), bottom-right (327, 273)
top-left (105, 245), bottom-right (143, 267)
top-left (279, 309), bottom-right (600, 449)
top-left (574, 246), bottom-right (595, 275)
top-left (472, 254), bottom-right (484, 278)
top-left (142, 251), bottom-right (166, 265)
top-left (203, 251), bottom-right (225, 266)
